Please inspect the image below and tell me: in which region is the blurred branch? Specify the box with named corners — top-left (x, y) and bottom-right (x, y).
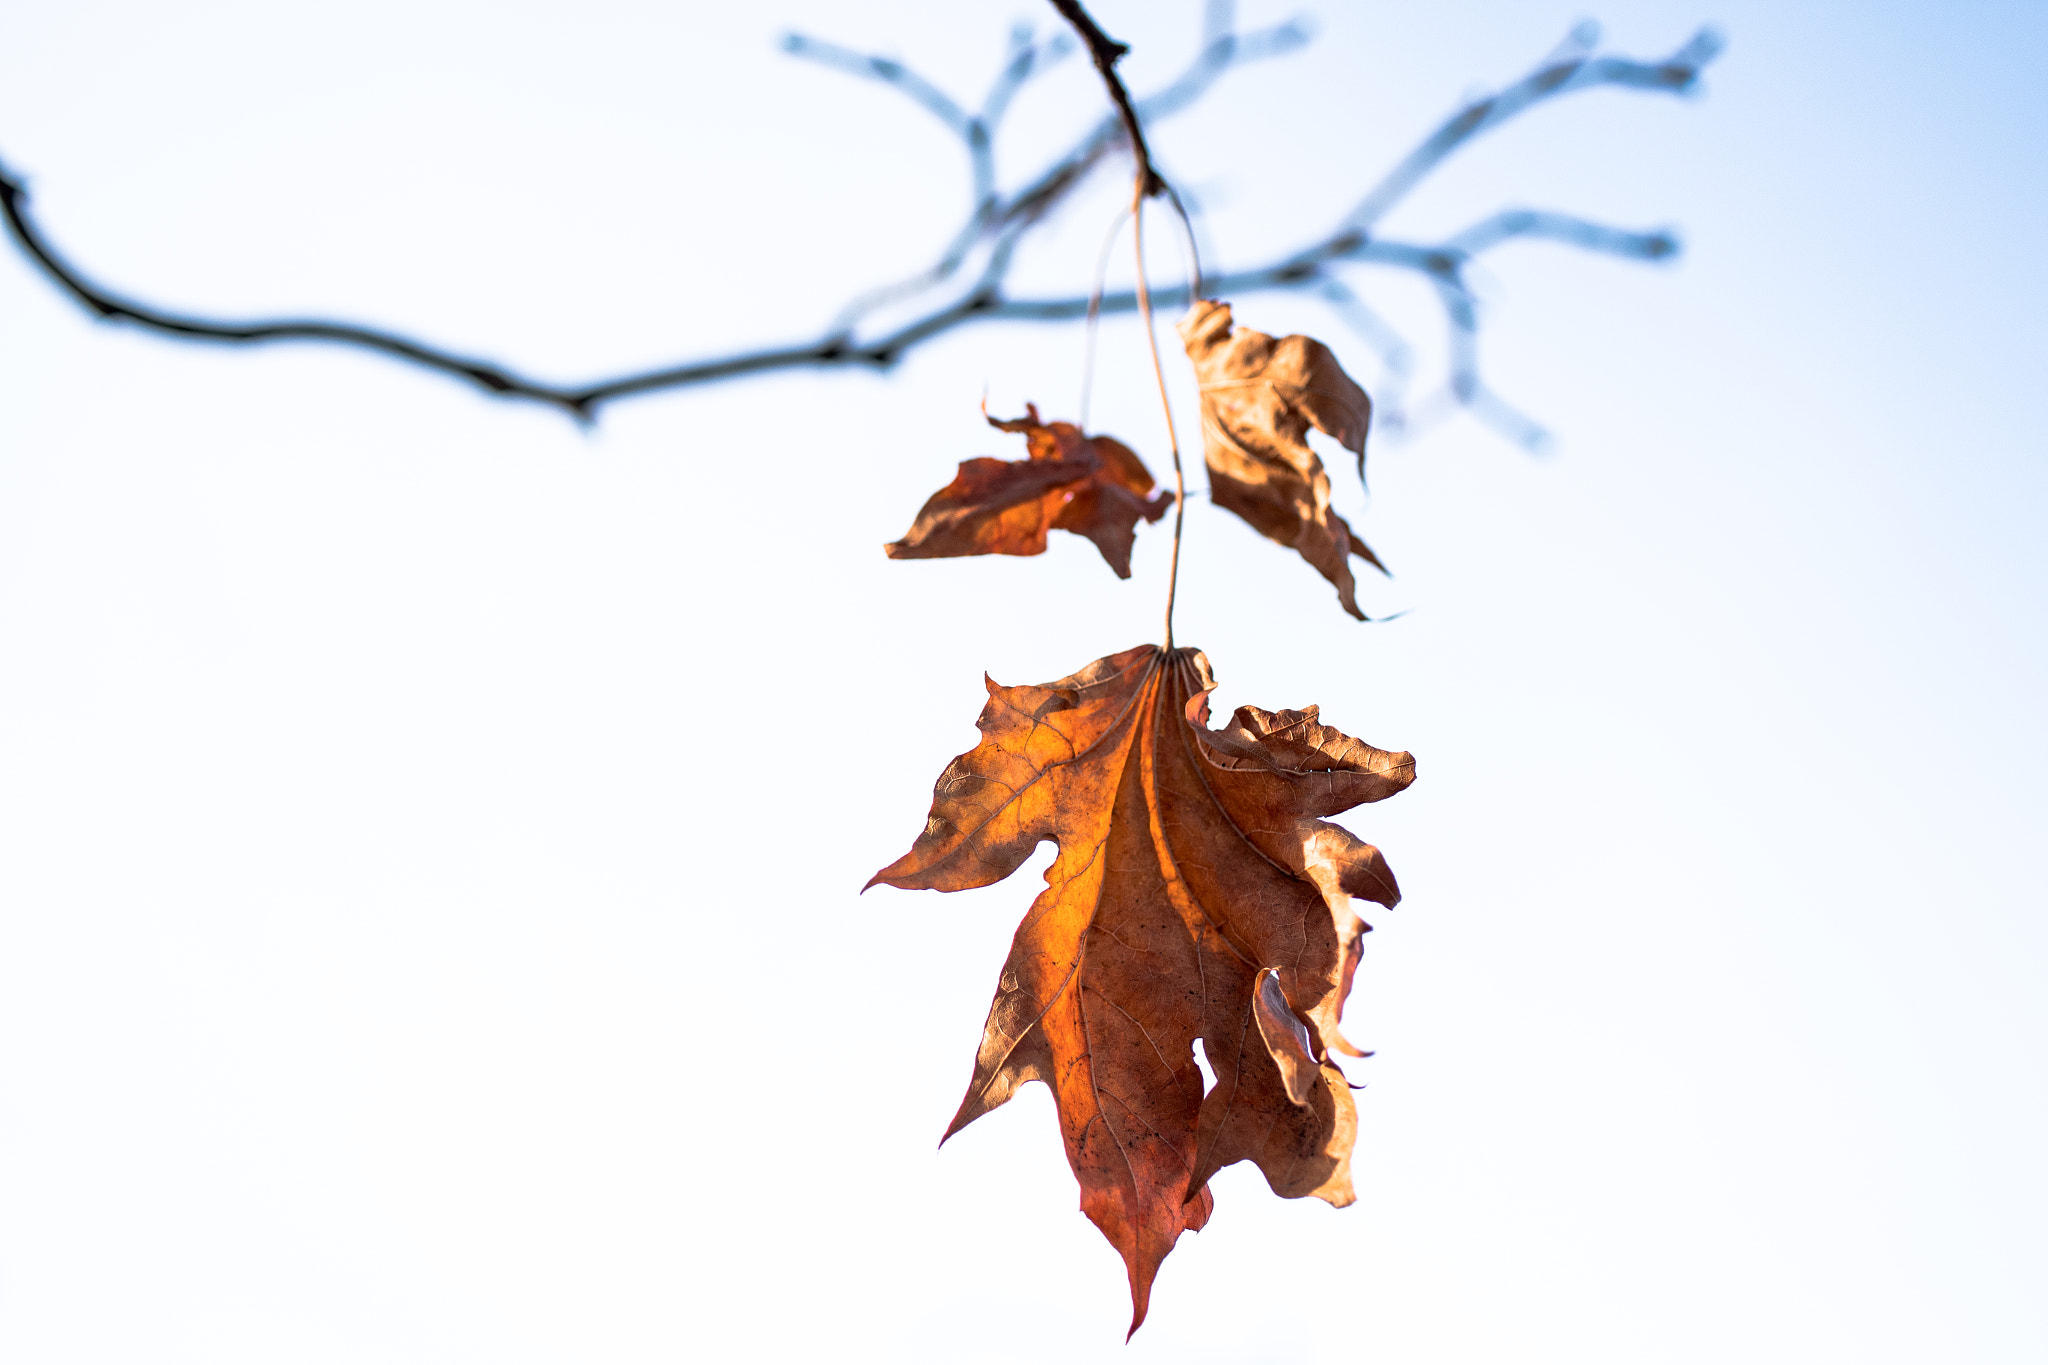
top-left (0, 171), bottom-right (597, 417)
top-left (0, 10), bottom-right (1720, 440)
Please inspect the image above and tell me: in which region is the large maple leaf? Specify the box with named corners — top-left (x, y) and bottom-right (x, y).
top-left (1178, 300), bottom-right (1389, 619)
top-left (870, 644), bottom-right (1414, 1333)
top-left (883, 405), bottom-right (1173, 578)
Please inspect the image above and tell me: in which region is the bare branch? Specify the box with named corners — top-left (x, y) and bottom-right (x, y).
top-left (780, 33), bottom-right (974, 137)
top-left (0, 17), bottom-right (1723, 441)
top-left (1444, 209), bottom-right (1676, 260)
top-left (981, 26), bottom-right (1075, 129)
top-left (1317, 279), bottom-right (1413, 379)
top-left (1342, 23), bottom-right (1724, 231)
top-left (0, 169), bottom-right (596, 418)
top-left (1137, 12), bottom-right (1312, 123)
top-left (1045, 0), bottom-right (1166, 198)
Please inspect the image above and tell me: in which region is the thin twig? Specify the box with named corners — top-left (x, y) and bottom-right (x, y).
top-left (1046, 0), bottom-right (1165, 197)
top-left (1343, 23), bottom-right (1723, 232)
top-left (0, 17), bottom-right (1721, 442)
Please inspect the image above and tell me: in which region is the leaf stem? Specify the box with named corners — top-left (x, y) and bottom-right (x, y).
top-left (1077, 206), bottom-right (1131, 430)
top-left (1160, 182), bottom-right (1204, 300)
top-left (1131, 182), bottom-right (1186, 650)
top-left (1047, 0), bottom-right (1193, 646)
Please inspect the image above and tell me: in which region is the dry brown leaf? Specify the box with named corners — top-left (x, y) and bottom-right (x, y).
top-left (870, 643), bottom-right (1414, 1334)
top-left (1178, 300), bottom-right (1388, 619)
top-left (883, 405), bottom-right (1173, 578)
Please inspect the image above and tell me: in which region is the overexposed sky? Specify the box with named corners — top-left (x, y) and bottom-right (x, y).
top-left (1, 2), bottom-right (2043, 1361)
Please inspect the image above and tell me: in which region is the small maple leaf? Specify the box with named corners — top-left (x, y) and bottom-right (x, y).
top-left (883, 404), bottom-right (1174, 578)
top-left (1178, 300), bottom-right (1389, 619)
top-left (870, 644), bottom-right (1414, 1334)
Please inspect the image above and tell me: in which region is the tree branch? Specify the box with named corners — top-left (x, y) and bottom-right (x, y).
top-left (1045, 0), bottom-right (1165, 198)
top-left (0, 14), bottom-right (1722, 442)
top-left (0, 170), bottom-right (598, 418)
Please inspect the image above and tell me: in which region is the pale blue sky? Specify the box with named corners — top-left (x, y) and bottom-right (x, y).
top-left (1, 3), bottom-right (2043, 1361)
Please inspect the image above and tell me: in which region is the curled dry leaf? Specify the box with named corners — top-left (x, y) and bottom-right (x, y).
top-left (869, 644), bottom-right (1414, 1335)
top-left (1178, 299), bottom-right (1388, 619)
top-left (883, 404), bottom-right (1173, 579)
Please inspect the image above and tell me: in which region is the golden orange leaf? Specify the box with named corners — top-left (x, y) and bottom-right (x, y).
top-left (870, 644), bottom-right (1414, 1334)
top-left (883, 405), bottom-right (1174, 578)
top-left (1178, 300), bottom-right (1389, 618)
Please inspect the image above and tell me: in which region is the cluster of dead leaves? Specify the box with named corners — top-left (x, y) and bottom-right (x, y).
top-left (876, 302), bottom-right (1411, 1334)
top-left (884, 300), bottom-right (1388, 617)
top-left (870, 644), bottom-right (1413, 1334)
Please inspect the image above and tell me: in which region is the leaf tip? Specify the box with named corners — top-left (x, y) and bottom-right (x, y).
top-left (1124, 1286), bottom-right (1156, 1341)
